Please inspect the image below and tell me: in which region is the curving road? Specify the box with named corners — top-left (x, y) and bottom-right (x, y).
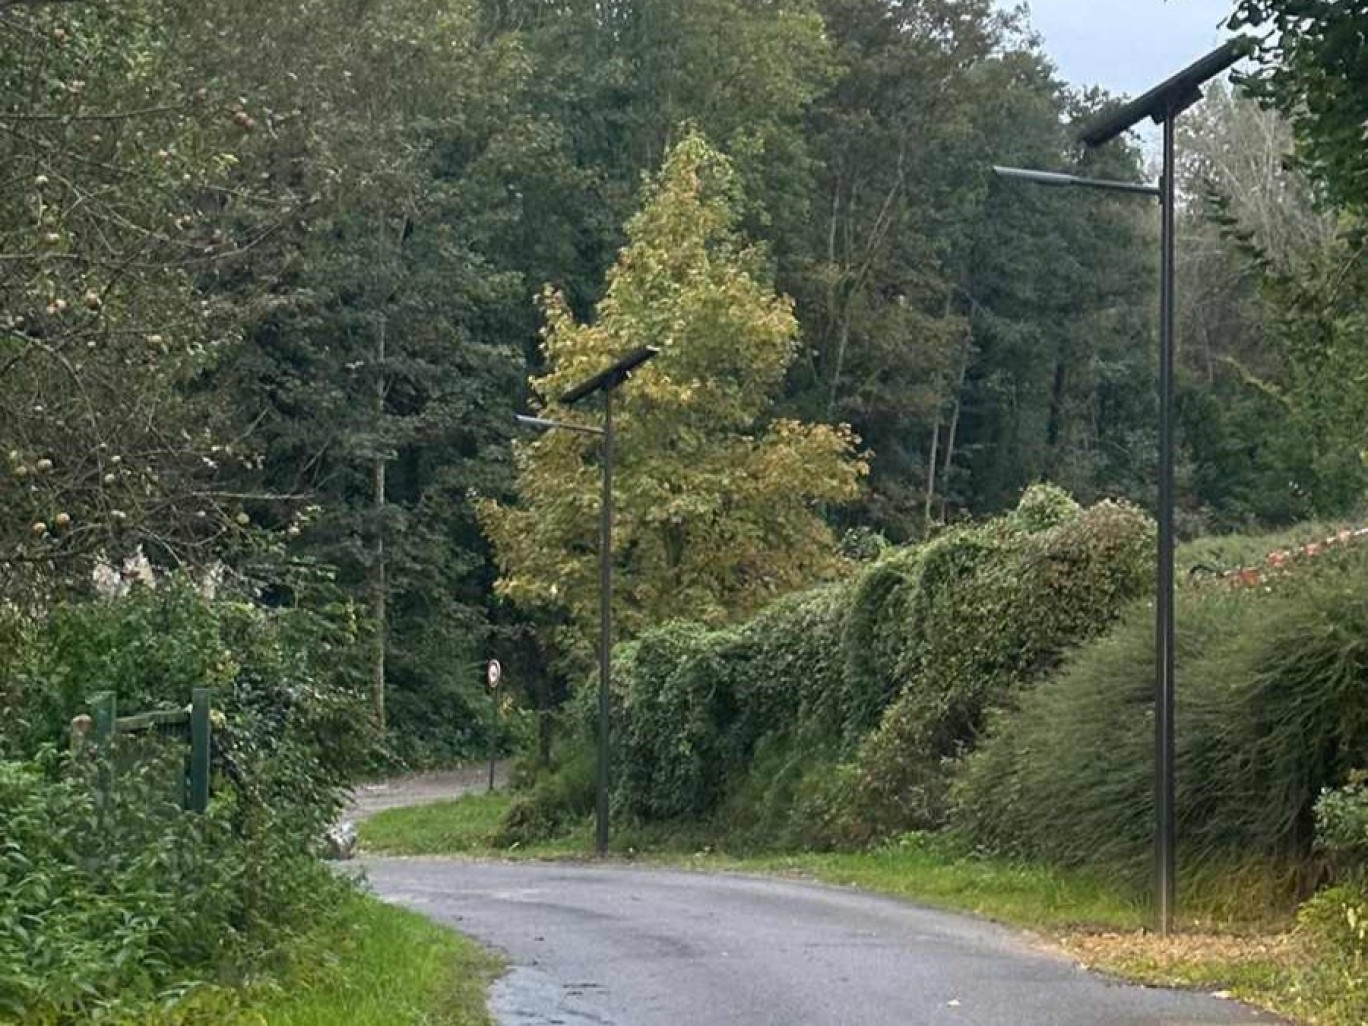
top-left (363, 858), bottom-right (1280, 1026)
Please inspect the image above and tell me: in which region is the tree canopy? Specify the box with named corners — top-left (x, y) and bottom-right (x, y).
top-left (482, 133), bottom-right (867, 644)
top-left (4, 0), bottom-right (1366, 749)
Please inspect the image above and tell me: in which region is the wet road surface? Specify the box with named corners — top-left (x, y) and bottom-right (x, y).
top-left (362, 858), bottom-right (1281, 1026)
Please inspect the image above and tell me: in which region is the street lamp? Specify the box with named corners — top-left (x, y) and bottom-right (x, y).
top-left (516, 345), bottom-right (660, 856)
top-left (993, 37), bottom-right (1251, 935)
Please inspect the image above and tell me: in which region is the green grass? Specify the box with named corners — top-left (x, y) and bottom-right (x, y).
top-left (103, 891), bottom-right (500, 1026)
top-left (360, 792), bottom-right (513, 855)
top-left (242, 894), bottom-right (500, 1026)
top-left (716, 841), bottom-right (1146, 932)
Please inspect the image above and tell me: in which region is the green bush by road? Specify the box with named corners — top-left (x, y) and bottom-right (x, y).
top-left (506, 485), bottom-right (1153, 849)
top-left (0, 582), bottom-right (379, 1023)
top-left (954, 539), bottom-right (1368, 871)
top-left (73, 893), bottom-right (499, 1026)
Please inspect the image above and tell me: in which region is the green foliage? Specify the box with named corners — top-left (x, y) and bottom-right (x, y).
top-left (179, 0), bottom-right (528, 750)
top-left (1179, 26), bottom-right (1368, 531)
top-left (0, 751), bottom-right (354, 1023)
top-left (509, 488), bottom-right (1152, 848)
top-left (1296, 879), bottom-right (1368, 1024)
top-left (1231, 1), bottom-right (1368, 218)
top-left (0, 581), bottom-right (369, 1022)
top-left (240, 893), bottom-right (499, 1026)
top-left (615, 623), bottom-right (742, 822)
top-left (496, 743), bottom-right (597, 846)
top-left (0, 0), bottom-right (279, 598)
top-left (1316, 774), bottom-right (1368, 875)
top-left (607, 584), bottom-right (853, 827)
top-left (955, 538), bottom-right (1368, 876)
top-left (482, 131), bottom-right (867, 658)
top-left (834, 492), bottom-right (1152, 841)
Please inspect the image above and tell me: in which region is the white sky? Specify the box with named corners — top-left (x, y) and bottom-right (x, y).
top-left (998, 0), bottom-right (1237, 98)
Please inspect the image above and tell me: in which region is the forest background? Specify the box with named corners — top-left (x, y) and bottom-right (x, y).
top-left (2, 0), bottom-right (1364, 762)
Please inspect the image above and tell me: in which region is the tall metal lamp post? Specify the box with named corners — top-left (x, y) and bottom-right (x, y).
top-left (515, 345), bottom-right (660, 856)
top-left (992, 38), bottom-right (1250, 935)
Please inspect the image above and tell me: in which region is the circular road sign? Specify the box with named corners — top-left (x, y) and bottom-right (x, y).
top-left (486, 659), bottom-right (502, 690)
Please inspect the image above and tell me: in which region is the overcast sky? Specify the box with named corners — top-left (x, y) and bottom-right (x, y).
top-left (999, 0), bottom-right (1237, 98)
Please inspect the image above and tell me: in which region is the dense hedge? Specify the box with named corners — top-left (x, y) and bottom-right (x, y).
top-left (843, 494), bottom-right (1153, 841)
top-left (954, 540), bottom-right (1368, 874)
top-left (0, 581), bottom-right (370, 1022)
top-left (506, 486), bottom-right (1154, 847)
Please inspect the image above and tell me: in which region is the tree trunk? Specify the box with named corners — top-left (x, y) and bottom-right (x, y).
top-left (923, 412), bottom-right (941, 533)
top-left (939, 335), bottom-right (971, 521)
top-left (372, 318), bottom-right (387, 730)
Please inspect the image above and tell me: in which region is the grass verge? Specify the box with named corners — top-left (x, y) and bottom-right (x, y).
top-left (362, 793), bottom-right (1359, 1025)
top-left (240, 892), bottom-right (500, 1026)
top-left (355, 791), bottom-right (529, 856)
top-left (109, 891), bottom-right (500, 1026)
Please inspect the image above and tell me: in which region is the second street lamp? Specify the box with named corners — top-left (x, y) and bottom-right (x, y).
top-left (993, 37), bottom-right (1250, 936)
top-left (515, 345), bottom-right (659, 857)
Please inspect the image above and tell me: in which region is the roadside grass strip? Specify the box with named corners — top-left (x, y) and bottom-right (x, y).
top-left (357, 791), bottom-right (518, 856)
top-left (246, 894), bottom-right (500, 1026)
top-left (100, 893), bottom-right (500, 1026)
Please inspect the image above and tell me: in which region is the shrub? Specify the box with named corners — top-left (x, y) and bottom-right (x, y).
top-left (506, 487), bottom-right (1154, 849)
top-left (0, 580), bottom-right (369, 1021)
top-left (609, 585), bottom-right (851, 825)
top-left (496, 741), bottom-right (596, 845)
top-left (839, 547), bottom-right (923, 741)
top-left (1297, 878), bottom-right (1368, 1023)
top-left (846, 496), bottom-right (1153, 838)
top-left (0, 749), bottom-right (354, 1022)
top-left (954, 541), bottom-right (1368, 873)
top-left (1316, 773), bottom-right (1368, 873)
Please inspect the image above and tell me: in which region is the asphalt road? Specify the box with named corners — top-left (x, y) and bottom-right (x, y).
top-left (343, 761), bottom-right (511, 822)
top-left (362, 858), bottom-right (1280, 1026)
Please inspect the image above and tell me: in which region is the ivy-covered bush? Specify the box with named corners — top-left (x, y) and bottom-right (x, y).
top-left (953, 541), bottom-right (1368, 872)
top-left (0, 580), bottom-right (370, 1021)
top-left (611, 585), bottom-right (850, 825)
top-left (508, 486), bottom-right (1154, 848)
top-left (844, 494), bottom-right (1152, 840)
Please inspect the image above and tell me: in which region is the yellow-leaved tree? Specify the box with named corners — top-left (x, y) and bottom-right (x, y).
top-left (480, 131), bottom-right (867, 644)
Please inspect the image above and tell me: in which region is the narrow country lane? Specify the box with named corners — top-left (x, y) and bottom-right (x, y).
top-left (361, 859), bottom-right (1281, 1026)
top-left (344, 762), bottom-right (511, 822)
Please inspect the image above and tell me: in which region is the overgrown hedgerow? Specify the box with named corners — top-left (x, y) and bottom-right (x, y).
top-left (505, 485), bottom-right (1154, 848)
top-left (814, 494), bottom-right (1153, 844)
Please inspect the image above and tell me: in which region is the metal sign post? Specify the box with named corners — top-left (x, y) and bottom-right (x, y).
top-left (486, 659), bottom-right (502, 793)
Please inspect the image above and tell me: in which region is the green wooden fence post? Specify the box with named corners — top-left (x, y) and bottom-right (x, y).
top-left (189, 688), bottom-right (211, 813)
top-left (90, 691), bottom-right (116, 828)
top-left (91, 691), bottom-right (116, 749)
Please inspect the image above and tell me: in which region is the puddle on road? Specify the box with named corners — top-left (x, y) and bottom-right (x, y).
top-left (492, 966), bottom-right (614, 1026)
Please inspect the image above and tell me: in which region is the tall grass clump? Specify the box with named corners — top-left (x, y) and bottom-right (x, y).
top-left (954, 541), bottom-right (1368, 880)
